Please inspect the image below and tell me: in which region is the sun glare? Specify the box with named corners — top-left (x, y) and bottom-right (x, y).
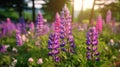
top-left (74, 0), bottom-right (98, 11)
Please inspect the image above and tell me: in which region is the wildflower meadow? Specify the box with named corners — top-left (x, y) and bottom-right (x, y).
top-left (0, 0), bottom-right (120, 67)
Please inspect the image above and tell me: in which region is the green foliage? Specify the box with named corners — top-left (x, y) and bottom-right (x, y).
top-left (0, 25), bottom-right (120, 66)
top-left (42, 0), bottom-right (71, 21)
top-left (77, 9), bottom-right (99, 22)
top-left (0, 0), bottom-right (24, 17)
top-left (101, 2), bottom-right (120, 22)
top-left (0, 9), bottom-right (19, 21)
top-left (0, 55), bottom-right (11, 66)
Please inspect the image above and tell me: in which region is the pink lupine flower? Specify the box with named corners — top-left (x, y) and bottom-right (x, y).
top-left (54, 12), bottom-right (61, 33)
top-left (106, 10), bottom-right (112, 23)
top-left (0, 45), bottom-right (7, 53)
top-left (96, 15), bottom-right (103, 32)
top-left (5, 18), bottom-right (16, 35)
top-left (29, 22), bottom-right (35, 32)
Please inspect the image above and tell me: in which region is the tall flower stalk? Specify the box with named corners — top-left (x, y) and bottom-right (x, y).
top-left (0, 45), bottom-right (7, 53)
top-left (60, 4), bottom-right (75, 54)
top-left (19, 17), bottom-right (26, 34)
top-left (48, 13), bottom-right (61, 62)
top-left (16, 30), bottom-right (23, 46)
top-left (96, 15), bottom-right (103, 33)
top-left (86, 27), bottom-right (99, 61)
top-left (29, 22), bottom-right (35, 33)
top-left (106, 10), bottom-right (112, 23)
top-left (6, 18), bottom-right (16, 35)
top-left (0, 18), bottom-right (16, 37)
top-left (35, 11), bottom-right (44, 36)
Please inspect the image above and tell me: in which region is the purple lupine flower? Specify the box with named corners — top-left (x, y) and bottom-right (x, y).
top-left (35, 11), bottom-right (44, 36)
top-left (48, 33), bottom-right (60, 62)
top-left (16, 30), bottom-right (23, 46)
top-left (82, 24), bottom-right (88, 30)
top-left (41, 23), bottom-right (50, 35)
top-left (0, 21), bottom-right (7, 37)
top-left (86, 27), bottom-right (99, 61)
top-left (60, 4), bottom-right (75, 53)
top-left (6, 18), bottom-right (16, 35)
top-left (29, 22), bottom-right (35, 32)
top-left (48, 13), bottom-right (61, 62)
top-left (19, 17), bottom-right (26, 34)
top-left (16, 23), bottom-right (21, 32)
top-left (106, 10), bottom-right (112, 23)
top-left (0, 18), bottom-right (16, 37)
top-left (96, 15), bottom-right (103, 32)
top-left (0, 45), bottom-right (7, 53)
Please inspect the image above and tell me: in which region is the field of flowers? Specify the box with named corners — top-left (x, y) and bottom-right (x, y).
top-left (0, 5), bottom-right (120, 67)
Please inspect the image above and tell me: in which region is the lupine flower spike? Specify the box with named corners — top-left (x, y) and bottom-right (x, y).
top-left (16, 30), bottom-right (23, 46)
top-left (60, 4), bottom-right (75, 53)
top-left (48, 13), bottom-right (61, 62)
top-left (0, 45), bottom-right (7, 53)
top-left (86, 27), bottom-right (100, 61)
top-left (6, 18), bottom-right (16, 35)
top-left (96, 15), bottom-right (103, 33)
top-left (19, 17), bottom-right (27, 34)
top-left (106, 10), bottom-right (112, 23)
top-left (36, 11), bottom-right (44, 36)
top-left (29, 22), bottom-right (35, 33)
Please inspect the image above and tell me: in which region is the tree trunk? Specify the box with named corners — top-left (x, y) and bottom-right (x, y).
top-left (89, 0), bottom-right (96, 26)
top-left (80, 0), bottom-right (84, 22)
top-left (72, 0), bottom-right (74, 22)
top-left (32, 0), bottom-right (35, 23)
top-left (18, 11), bottom-right (22, 18)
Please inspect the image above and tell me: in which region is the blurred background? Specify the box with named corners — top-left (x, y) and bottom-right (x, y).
top-left (0, 0), bottom-right (120, 23)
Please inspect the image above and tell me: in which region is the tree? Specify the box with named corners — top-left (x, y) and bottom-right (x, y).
top-left (77, 9), bottom-right (99, 23)
top-left (101, 1), bottom-right (120, 22)
top-left (0, 0), bottom-right (24, 18)
top-left (42, 0), bottom-right (71, 22)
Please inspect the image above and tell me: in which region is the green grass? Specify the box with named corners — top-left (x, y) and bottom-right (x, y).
top-left (0, 25), bottom-right (120, 67)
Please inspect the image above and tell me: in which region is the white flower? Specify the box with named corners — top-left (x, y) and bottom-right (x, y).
top-left (105, 47), bottom-right (108, 50)
top-left (28, 58), bottom-right (34, 63)
top-left (22, 35), bottom-right (26, 42)
top-left (28, 31), bottom-right (31, 35)
top-left (110, 39), bottom-right (114, 46)
top-left (43, 19), bottom-right (47, 22)
top-left (12, 47), bottom-right (18, 53)
top-left (13, 59), bottom-right (17, 63)
top-left (37, 58), bottom-right (43, 64)
top-left (112, 56), bottom-right (116, 59)
top-left (4, 45), bottom-right (10, 49)
top-left (21, 35), bottom-right (29, 42)
top-left (118, 49), bottom-right (120, 52)
top-left (11, 58), bottom-right (17, 66)
top-left (110, 39), bottom-right (114, 43)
